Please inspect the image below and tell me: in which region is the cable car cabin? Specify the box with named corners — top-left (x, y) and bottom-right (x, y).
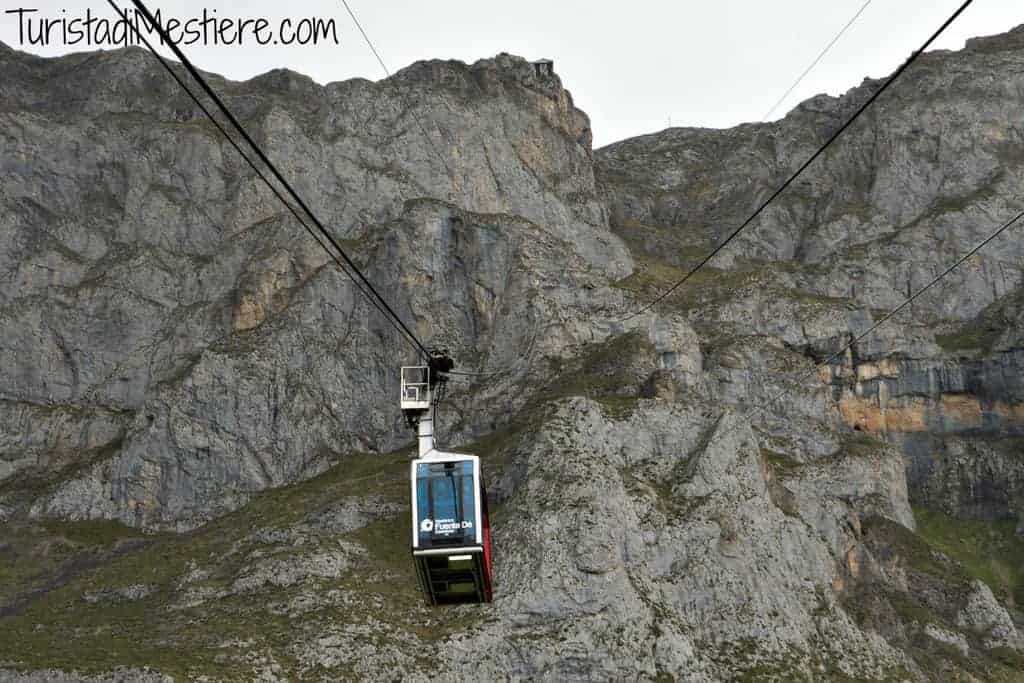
top-left (410, 453), bottom-right (493, 605)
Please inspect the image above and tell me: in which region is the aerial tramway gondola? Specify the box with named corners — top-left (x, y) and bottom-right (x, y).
top-left (401, 357), bottom-right (493, 605)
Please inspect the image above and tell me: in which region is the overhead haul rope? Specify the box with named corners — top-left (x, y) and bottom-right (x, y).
top-left (679, 203), bottom-right (1024, 466)
top-left (103, 1), bottom-right (416, 355)
top-left (761, 0), bottom-right (873, 122)
top-left (112, 0), bottom-right (433, 361)
top-left (339, 0), bottom-right (454, 179)
top-left (619, 0), bottom-right (975, 322)
top-left (662, 201), bottom-right (1020, 465)
top-left (341, 0), bottom-right (544, 381)
top-left (446, 318), bottom-right (542, 380)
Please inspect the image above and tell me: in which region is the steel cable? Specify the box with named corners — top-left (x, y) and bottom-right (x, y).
top-left (339, 0), bottom-right (455, 179)
top-left (121, 0), bottom-right (433, 360)
top-left (620, 0), bottom-right (975, 322)
top-left (104, 0), bottom-right (425, 357)
top-left (757, 207), bottom-right (1024, 420)
top-left (761, 0), bottom-right (873, 122)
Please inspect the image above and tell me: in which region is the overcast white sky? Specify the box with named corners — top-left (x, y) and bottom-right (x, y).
top-left (2, 1), bottom-right (1021, 146)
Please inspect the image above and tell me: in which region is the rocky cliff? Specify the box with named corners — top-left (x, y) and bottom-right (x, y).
top-left (0, 45), bottom-right (630, 530)
top-left (2, 24), bottom-right (1024, 682)
top-left (596, 25), bottom-right (1024, 525)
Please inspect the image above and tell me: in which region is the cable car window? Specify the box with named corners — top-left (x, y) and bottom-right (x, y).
top-left (416, 461), bottom-right (476, 547)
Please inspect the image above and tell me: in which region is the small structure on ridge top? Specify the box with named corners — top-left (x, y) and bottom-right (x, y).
top-left (532, 58), bottom-right (553, 77)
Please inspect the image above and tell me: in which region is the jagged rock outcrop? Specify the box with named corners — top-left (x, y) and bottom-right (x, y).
top-left (448, 399), bottom-right (914, 681)
top-left (0, 46), bottom-right (631, 529)
top-left (597, 24), bottom-right (1024, 526)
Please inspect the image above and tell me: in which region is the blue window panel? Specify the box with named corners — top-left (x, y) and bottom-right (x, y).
top-left (416, 461), bottom-right (476, 547)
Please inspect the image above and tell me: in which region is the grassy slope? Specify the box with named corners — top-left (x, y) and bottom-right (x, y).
top-left (914, 506), bottom-right (1024, 608)
top-left (0, 451), bottom-right (453, 679)
top-left (851, 510), bottom-right (1024, 681)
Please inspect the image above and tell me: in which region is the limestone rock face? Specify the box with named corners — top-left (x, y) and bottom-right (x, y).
top-left (447, 399), bottom-right (913, 680)
top-left (596, 25), bottom-right (1024, 526)
top-left (0, 46), bottom-right (631, 529)
top-left (2, 22), bottom-right (1024, 682)
top-left (956, 579), bottom-right (1020, 650)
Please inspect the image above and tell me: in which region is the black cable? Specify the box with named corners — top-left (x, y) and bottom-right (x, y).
top-left (758, 207), bottom-right (1024, 418)
top-left (692, 205), bottom-right (1024, 461)
top-left (338, 0), bottom-right (454, 179)
top-left (431, 377), bottom-right (448, 447)
top-left (127, 0), bottom-right (432, 360)
top-left (621, 0), bottom-right (975, 322)
top-left (761, 0), bottom-right (873, 122)
top-left (103, 0), bottom-right (420, 354)
top-left (447, 320), bottom-right (542, 380)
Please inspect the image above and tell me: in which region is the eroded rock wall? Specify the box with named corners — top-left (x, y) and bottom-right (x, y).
top-left (597, 24), bottom-right (1024, 526)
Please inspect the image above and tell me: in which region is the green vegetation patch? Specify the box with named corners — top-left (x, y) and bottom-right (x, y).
top-left (851, 510), bottom-right (1024, 681)
top-left (609, 217), bottom-right (761, 311)
top-left (610, 218), bottom-right (716, 269)
top-left (862, 515), bottom-right (974, 590)
top-left (761, 448), bottom-right (803, 480)
top-left (620, 465), bottom-right (696, 523)
top-left (934, 268), bottom-right (1022, 355)
top-left (842, 432), bottom-right (887, 459)
top-left (39, 519), bottom-right (148, 548)
top-left (611, 255), bottom-right (760, 313)
top-left (912, 506), bottom-right (1024, 607)
top-left (0, 449), bottom-right (488, 680)
top-left (935, 326), bottom-right (1002, 354)
top-left (0, 518), bottom-right (152, 607)
top-left (610, 227), bottom-right (854, 321)
top-left (935, 304), bottom-right (1016, 356)
top-left (538, 330), bottom-right (653, 419)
